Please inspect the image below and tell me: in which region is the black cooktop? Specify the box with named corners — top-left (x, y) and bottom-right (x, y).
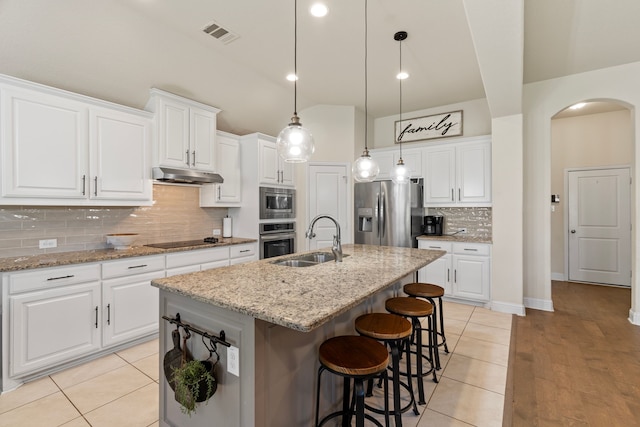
top-left (145, 237), bottom-right (219, 249)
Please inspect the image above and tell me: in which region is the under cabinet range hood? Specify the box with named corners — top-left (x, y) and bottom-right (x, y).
top-left (152, 167), bottom-right (223, 185)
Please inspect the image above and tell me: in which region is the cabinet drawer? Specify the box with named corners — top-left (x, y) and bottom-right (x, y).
top-left (418, 240), bottom-right (452, 253)
top-left (452, 243), bottom-right (491, 256)
top-left (166, 247), bottom-right (229, 269)
top-left (8, 264), bottom-right (101, 294)
top-left (230, 244), bottom-right (256, 259)
top-left (102, 255), bottom-right (165, 279)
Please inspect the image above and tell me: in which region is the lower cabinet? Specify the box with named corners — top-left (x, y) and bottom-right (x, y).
top-left (418, 239), bottom-right (491, 302)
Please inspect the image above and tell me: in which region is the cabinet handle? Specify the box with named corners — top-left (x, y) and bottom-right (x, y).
top-left (127, 264), bottom-right (148, 269)
top-left (428, 246), bottom-right (442, 249)
top-left (458, 188), bottom-right (461, 201)
top-left (192, 150), bottom-right (196, 167)
top-left (107, 304), bottom-right (111, 325)
top-left (463, 248), bottom-right (478, 252)
top-left (217, 186), bottom-right (221, 201)
top-left (94, 176), bottom-right (98, 196)
top-left (95, 306), bottom-right (99, 328)
top-left (46, 275), bottom-right (74, 281)
top-left (82, 175), bottom-right (86, 196)
top-left (447, 268), bottom-right (450, 282)
top-left (451, 188), bottom-right (454, 201)
top-left (239, 249), bottom-right (250, 253)
top-left (454, 270), bottom-right (457, 283)
top-left (185, 150), bottom-right (190, 166)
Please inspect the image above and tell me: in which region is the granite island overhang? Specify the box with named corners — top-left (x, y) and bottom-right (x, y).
top-left (153, 244), bottom-right (445, 427)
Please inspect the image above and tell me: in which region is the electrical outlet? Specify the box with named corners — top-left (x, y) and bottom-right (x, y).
top-left (459, 228), bottom-right (467, 233)
top-left (213, 229), bottom-right (221, 236)
top-left (227, 345), bottom-right (239, 377)
top-left (39, 239), bottom-right (57, 249)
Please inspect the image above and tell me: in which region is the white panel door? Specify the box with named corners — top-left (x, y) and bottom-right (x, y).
top-left (457, 142), bottom-right (491, 203)
top-left (307, 163), bottom-right (349, 250)
top-left (568, 168), bottom-right (631, 286)
top-left (190, 106), bottom-right (216, 171)
top-left (424, 147), bottom-right (456, 204)
top-left (158, 98), bottom-right (190, 168)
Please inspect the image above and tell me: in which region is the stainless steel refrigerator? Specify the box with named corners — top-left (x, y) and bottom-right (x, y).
top-left (354, 179), bottom-right (423, 248)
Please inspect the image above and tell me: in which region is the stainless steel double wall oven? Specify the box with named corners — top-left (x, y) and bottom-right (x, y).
top-left (259, 187), bottom-right (296, 259)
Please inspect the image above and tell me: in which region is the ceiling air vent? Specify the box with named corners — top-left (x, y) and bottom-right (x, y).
top-left (202, 20), bottom-right (239, 44)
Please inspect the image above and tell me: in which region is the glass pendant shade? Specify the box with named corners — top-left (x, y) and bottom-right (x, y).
top-left (276, 114), bottom-right (315, 163)
top-left (352, 149), bottom-right (379, 182)
top-left (391, 159), bottom-right (411, 184)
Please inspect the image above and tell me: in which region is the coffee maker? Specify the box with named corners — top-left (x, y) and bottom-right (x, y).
top-left (424, 215), bottom-right (444, 236)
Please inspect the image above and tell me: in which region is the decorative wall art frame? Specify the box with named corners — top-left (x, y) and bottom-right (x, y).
top-left (394, 110), bottom-right (463, 143)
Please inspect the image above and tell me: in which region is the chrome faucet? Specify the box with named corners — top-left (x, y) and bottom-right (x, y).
top-left (305, 215), bottom-right (343, 262)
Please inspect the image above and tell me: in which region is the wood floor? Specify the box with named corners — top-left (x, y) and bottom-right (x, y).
top-left (504, 281), bottom-right (640, 426)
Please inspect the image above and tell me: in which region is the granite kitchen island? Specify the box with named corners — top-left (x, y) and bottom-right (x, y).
top-left (152, 244), bottom-right (444, 427)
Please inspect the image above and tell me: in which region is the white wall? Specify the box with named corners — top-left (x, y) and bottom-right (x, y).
top-left (523, 61), bottom-right (640, 324)
top-left (550, 110), bottom-right (633, 277)
top-left (373, 98), bottom-right (491, 149)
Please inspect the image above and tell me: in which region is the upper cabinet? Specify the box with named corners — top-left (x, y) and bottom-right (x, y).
top-left (369, 147), bottom-right (424, 181)
top-left (145, 89), bottom-right (220, 172)
top-left (423, 139), bottom-right (491, 206)
top-left (200, 131), bottom-right (242, 207)
top-left (257, 136), bottom-right (294, 187)
top-left (0, 75), bottom-right (152, 206)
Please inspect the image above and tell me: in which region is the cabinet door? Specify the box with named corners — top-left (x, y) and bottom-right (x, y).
top-left (279, 158), bottom-right (295, 187)
top-left (190, 106), bottom-right (216, 171)
top-left (418, 254), bottom-right (452, 295)
top-left (369, 151), bottom-right (395, 180)
top-left (10, 282), bottom-right (101, 377)
top-left (102, 271), bottom-right (161, 348)
top-left (424, 147), bottom-right (456, 205)
top-left (456, 142), bottom-right (491, 204)
top-left (215, 134), bottom-right (241, 202)
top-left (394, 148), bottom-right (423, 178)
top-left (452, 255), bottom-right (490, 301)
top-left (158, 97), bottom-right (190, 168)
top-left (1, 87), bottom-right (87, 199)
top-left (259, 139), bottom-right (279, 185)
top-left (90, 108), bottom-right (151, 202)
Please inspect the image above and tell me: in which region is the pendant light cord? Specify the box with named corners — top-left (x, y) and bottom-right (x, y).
top-left (293, 0), bottom-right (298, 116)
top-left (398, 34), bottom-right (403, 161)
top-left (364, 0), bottom-right (368, 151)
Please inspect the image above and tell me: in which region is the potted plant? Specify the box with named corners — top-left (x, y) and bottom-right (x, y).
top-left (172, 359), bottom-right (217, 416)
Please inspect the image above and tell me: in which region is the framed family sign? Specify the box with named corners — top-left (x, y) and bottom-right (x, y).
top-left (394, 110), bottom-right (463, 143)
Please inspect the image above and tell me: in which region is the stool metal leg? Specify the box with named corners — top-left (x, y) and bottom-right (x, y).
top-left (389, 342), bottom-right (403, 427)
top-left (315, 366), bottom-right (324, 427)
top-left (426, 298), bottom-right (442, 370)
top-left (402, 337), bottom-right (420, 415)
top-left (414, 318), bottom-right (426, 405)
top-left (342, 377), bottom-right (351, 427)
top-left (438, 297), bottom-right (449, 353)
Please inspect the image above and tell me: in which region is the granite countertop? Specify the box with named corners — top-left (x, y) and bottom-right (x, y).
top-left (0, 237), bottom-right (256, 272)
top-left (151, 244), bottom-right (445, 333)
top-left (417, 234), bottom-right (492, 244)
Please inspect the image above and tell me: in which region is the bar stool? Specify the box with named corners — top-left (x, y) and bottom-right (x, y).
top-left (385, 297), bottom-right (438, 406)
top-left (403, 282), bottom-right (449, 370)
top-left (355, 313), bottom-right (419, 426)
top-left (315, 335), bottom-right (390, 427)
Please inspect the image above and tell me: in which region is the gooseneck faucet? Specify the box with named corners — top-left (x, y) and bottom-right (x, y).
top-left (305, 215), bottom-right (343, 262)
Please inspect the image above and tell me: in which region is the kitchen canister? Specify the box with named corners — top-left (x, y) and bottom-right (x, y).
top-left (223, 216), bottom-right (232, 238)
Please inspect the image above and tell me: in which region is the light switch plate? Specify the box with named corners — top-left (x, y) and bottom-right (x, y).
top-left (227, 345), bottom-right (239, 377)
top-left (39, 239), bottom-right (57, 249)
top-left (213, 229), bottom-right (221, 236)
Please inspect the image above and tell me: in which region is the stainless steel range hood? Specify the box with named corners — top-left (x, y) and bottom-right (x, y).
top-left (152, 167), bottom-right (223, 185)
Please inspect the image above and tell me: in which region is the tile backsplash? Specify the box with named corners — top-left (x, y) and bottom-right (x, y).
top-left (0, 184), bottom-right (228, 258)
top-left (426, 207), bottom-right (492, 240)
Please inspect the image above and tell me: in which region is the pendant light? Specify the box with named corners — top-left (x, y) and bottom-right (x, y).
top-left (391, 31), bottom-right (411, 184)
top-left (352, 0), bottom-right (379, 182)
top-left (276, 0), bottom-right (315, 163)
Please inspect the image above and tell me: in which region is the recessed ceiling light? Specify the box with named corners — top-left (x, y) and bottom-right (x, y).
top-left (396, 72), bottom-right (409, 80)
top-left (310, 3), bottom-right (328, 17)
top-left (286, 73), bottom-right (298, 82)
top-left (570, 102), bottom-right (586, 110)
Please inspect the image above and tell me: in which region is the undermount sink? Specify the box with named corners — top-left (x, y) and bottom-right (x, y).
top-left (271, 252), bottom-right (348, 267)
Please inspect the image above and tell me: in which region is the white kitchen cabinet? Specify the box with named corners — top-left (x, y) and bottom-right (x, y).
top-left (7, 264), bottom-right (102, 377)
top-left (423, 140), bottom-right (491, 206)
top-left (0, 75), bottom-right (152, 206)
top-left (200, 131), bottom-right (242, 207)
top-left (418, 239), bottom-right (491, 303)
top-left (166, 247), bottom-right (230, 276)
top-left (258, 136), bottom-right (294, 187)
top-left (101, 256), bottom-right (165, 348)
top-left (369, 147), bottom-right (423, 181)
top-left (229, 243), bottom-right (258, 265)
top-left (146, 89), bottom-right (220, 172)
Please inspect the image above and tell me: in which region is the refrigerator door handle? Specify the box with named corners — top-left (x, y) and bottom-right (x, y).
top-left (380, 191), bottom-right (385, 239)
top-left (376, 193), bottom-right (381, 237)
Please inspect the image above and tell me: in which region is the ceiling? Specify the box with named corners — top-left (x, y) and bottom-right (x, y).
top-left (1, 0), bottom-right (639, 137)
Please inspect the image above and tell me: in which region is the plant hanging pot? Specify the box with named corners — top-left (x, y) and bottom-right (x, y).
top-left (193, 360), bottom-right (217, 402)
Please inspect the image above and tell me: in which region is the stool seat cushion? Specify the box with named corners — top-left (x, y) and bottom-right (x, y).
top-left (404, 282), bottom-right (445, 298)
top-left (319, 335), bottom-right (389, 377)
top-left (355, 313), bottom-right (412, 341)
top-left (386, 296), bottom-right (433, 317)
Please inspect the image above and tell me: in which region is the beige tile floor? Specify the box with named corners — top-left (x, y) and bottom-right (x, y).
top-left (0, 301), bottom-right (511, 427)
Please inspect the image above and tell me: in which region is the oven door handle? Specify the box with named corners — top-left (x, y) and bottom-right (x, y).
top-left (259, 233), bottom-right (297, 242)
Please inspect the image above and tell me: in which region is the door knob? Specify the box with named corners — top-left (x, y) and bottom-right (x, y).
top-left (570, 229), bottom-right (576, 233)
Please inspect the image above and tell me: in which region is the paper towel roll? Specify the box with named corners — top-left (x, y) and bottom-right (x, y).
top-left (223, 217), bottom-right (232, 238)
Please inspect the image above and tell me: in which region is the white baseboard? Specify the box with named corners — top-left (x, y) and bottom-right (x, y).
top-left (524, 297), bottom-right (554, 312)
top-left (629, 308), bottom-right (640, 326)
top-left (550, 272), bottom-right (566, 281)
top-left (490, 300), bottom-right (526, 316)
